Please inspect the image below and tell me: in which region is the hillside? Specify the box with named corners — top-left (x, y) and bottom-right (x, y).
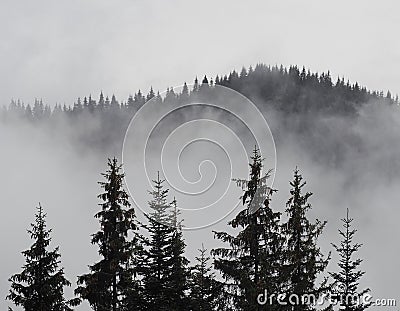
top-left (1, 64), bottom-right (398, 167)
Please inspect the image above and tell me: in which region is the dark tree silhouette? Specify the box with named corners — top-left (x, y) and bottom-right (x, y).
top-left (142, 173), bottom-right (177, 310)
top-left (75, 158), bottom-right (142, 311)
top-left (280, 168), bottom-right (330, 310)
top-left (142, 174), bottom-right (190, 311)
top-left (7, 204), bottom-right (78, 311)
top-left (2, 64), bottom-right (397, 162)
top-left (212, 147), bottom-right (282, 311)
top-left (1, 63), bottom-right (385, 311)
top-left (166, 198), bottom-right (190, 310)
top-left (190, 244), bottom-right (221, 311)
top-left (329, 209), bottom-right (370, 311)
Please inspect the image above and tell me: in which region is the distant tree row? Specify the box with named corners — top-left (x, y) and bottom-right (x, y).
top-left (7, 151), bottom-right (370, 310)
top-left (2, 64), bottom-right (398, 124)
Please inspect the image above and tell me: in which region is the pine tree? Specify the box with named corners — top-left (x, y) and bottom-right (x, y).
top-left (7, 204), bottom-right (78, 311)
top-left (180, 83), bottom-right (189, 103)
top-left (134, 91), bottom-right (145, 109)
top-left (105, 96), bottom-right (111, 109)
top-left (190, 244), bottom-right (220, 311)
top-left (212, 147), bottom-right (282, 311)
top-left (110, 95), bottom-right (119, 110)
top-left (88, 95), bottom-right (96, 113)
top-left (329, 209), bottom-right (370, 311)
top-left (147, 87), bottom-right (155, 102)
top-left (32, 99), bottom-right (44, 120)
top-left (127, 95), bottom-right (135, 110)
top-left (166, 199), bottom-right (190, 311)
top-left (164, 87), bottom-right (175, 104)
top-left (25, 104), bottom-right (33, 120)
top-left (83, 97), bottom-right (89, 110)
top-left (239, 67), bottom-right (247, 79)
top-left (280, 168), bottom-right (330, 310)
top-left (199, 76), bottom-right (211, 96)
top-left (155, 91), bottom-right (163, 105)
top-left (142, 173), bottom-right (176, 311)
top-left (73, 98), bottom-right (83, 115)
top-left (52, 104), bottom-right (63, 118)
top-left (75, 158), bottom-right (142, 311)
top-left (201, 75), bottom-right (209, 86)
top-left (192, 77), bottom-right (199, 95)
top-left (98, 92), bottom-right (105, 110)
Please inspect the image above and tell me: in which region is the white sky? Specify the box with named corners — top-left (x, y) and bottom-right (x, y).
top-left (1, 0), bottom-right (399, 106)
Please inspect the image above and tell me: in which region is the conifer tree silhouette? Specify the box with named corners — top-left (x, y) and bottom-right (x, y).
top-left (7, 204), bottom-right (78, 311)
top-left (330, 209), bottom-right (370, 311)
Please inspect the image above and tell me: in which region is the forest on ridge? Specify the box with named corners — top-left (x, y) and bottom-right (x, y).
top-left (3, 64), bottom-right (396, 311)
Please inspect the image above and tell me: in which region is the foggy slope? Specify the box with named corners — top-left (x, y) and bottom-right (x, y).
top-left (1, 65), bottom-right (399, 309)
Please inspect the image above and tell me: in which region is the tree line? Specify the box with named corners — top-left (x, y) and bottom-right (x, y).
top-left (2, 64), bottom-right (398, 163)
top-left (7, 150), bottom-right (370, 311)
top-left (2, 64), bottom-right (398, 124)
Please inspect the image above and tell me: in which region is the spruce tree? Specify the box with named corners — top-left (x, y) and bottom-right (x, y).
top-left (7, 203), bottom-right (78, 311)
top-left (146, 87), bottom-right (155, 102)
top-left (75, 158), bottom-right (142, 311)
top-left (142, 173), bottom-right (177, 311)
top-left (127, 95), bottom-right (135, 110)
top-left (32, 99), bottom-right (44, 120)
top-left (25, 104), bottom-right (33, 120)
top-left (98, 92), bottom-right (105, 110)
top-left (142, 174), bottom-right (190, 311)
top-left (166, 199), bottom-right (190, 311)
top-left (191, 77), bottom-right (199, 95)
top-left (212, 147), bottom-right (282, 311)
top-left (179, 83), bottom-right (189, 104)
top-left (73, 98), bottom-right (83, 115)
top-left (329, 209), bottom-right (370, 311)
top-left (190, 244), bottom-right (220, 311)
top-left (280, 168), bottom-right (330, 310)
top-left (134, 90), bottom-right (145, 109)
top-left (110, 95), bottom-right (119, 110)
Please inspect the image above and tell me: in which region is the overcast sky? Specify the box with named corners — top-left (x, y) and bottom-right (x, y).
top-left (1, 0), bottom-right (399, 106)
top-left (2, 2), bottom-right (400, 309)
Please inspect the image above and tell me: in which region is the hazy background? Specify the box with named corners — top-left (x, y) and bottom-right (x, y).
top-left (1, 97), bottom-right (399, 310)
top-left (1, 0), bottom-right (399, 105)
top-left (1, 0), bottom-right (400, 310)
